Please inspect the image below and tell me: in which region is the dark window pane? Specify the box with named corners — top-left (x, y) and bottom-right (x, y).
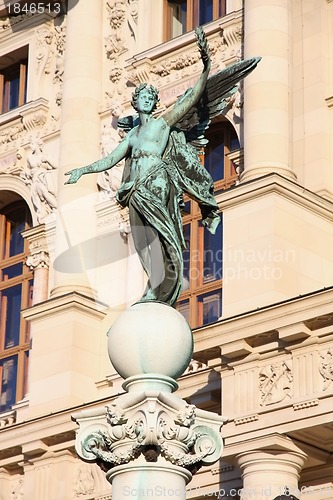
top-left (200, 214), bottom-right (222, 283)
top-left (9, 74), bottom-right (20, 110)
top-left (182, 200), bottom-right (191, 215)
top-left (6, 206), bottom-right (27, 257)
top-left (205, 140), bottom-right (225, 182)
top-left (230, 129), bottom-right (240, 151)
top-left (9, 220), bottom-right (25, 256)
top-left (199, 0), bottom-right (213, 25)
top-left (182, 224), bottom-right (191, 290)
top-left (1, 284), bottom-right (22, 349)
top-left (0, 355), bottom-right (18, 412)
top-left (1, 262), bottom-right (23, 280)
top-left (198, 289), bottom-right (222, 326)
top-left (176, 299), bottom-right (190, 323)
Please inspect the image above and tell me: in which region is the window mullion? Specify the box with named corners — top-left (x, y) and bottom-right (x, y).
top-left (16, 349), bottom-right (25, 402)
top-left (18, 62), bottom-right (27, 107)
top-left (187, 0), bottom-right (195, 31)
top-left (0, 293), bottom-right (7, 351)
top-left (213, 0), bottom-right (219, 18)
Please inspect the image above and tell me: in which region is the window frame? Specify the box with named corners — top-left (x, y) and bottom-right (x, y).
top-left (164, 0), bottom-right (227, 40)
top-left (0, 202), bottom-right (32, 412)
top-left (176, 119), bottom-right (239, 328)
top-left (0, 46), bottom-right (28, 115)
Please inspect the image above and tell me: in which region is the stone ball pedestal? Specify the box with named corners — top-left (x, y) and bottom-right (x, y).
top-left (73, 302), bottom-right (225, 500)
top-left (107, 302), bottom-right (193, 393)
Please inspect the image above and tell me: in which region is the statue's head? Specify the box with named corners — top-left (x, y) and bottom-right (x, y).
top-left (131, 83), bottom-right (159, 113)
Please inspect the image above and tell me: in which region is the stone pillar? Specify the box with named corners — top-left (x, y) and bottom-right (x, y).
top-left (51, 0), bottom-right (103, 298)
top-left (237, 449), bottom-right (306, 499)
top-left (240, 0), bottom-right (296, 182)
top-left (23, 225), bottom-right (50, 305)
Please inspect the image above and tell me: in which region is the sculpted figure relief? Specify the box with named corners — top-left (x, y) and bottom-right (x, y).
top-left (66, 28), bottom-right (259, 306)
top-left (22, 140), bottom-right (57, 222)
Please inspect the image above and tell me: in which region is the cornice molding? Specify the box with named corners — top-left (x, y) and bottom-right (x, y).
top-left (216, 173), bottom-right (333, 223)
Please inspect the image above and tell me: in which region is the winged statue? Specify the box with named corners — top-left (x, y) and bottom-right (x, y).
top-left (65, 27), bottom-right (260, 307)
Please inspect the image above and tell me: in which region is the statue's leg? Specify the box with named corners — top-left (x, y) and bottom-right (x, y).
top-left (129, 204), bottom-right (165, 301)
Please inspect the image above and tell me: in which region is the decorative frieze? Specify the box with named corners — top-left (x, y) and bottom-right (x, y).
top-left (211, 464), bottom-right (234, 475)
top-left (234, 414), bottom-right (259, 426)
top-left (293, 399), bottom-right (319, 411)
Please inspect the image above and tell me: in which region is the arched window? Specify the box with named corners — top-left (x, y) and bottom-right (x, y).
top-left (177, 120), bottom-right (239, 328)
top-left (0, 200), bottom-right (32, 412)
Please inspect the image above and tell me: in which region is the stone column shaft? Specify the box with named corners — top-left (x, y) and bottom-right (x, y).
top-left (51, 0), bottom-right (103, 298)
top-left (237, 449), bottom-right (306, 499)
top-left (241, 0), bottom-right (296, 182)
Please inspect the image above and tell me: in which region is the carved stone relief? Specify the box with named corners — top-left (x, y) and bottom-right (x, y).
top-left (0, 122), bottom-right (25, 154)
top-left (97, 103), bottom-right (125, 201)
top-left (103, 1), bottom-right (138, 108)
top-left (77, 397), bottom-right (224, 473)
top-left (184, 359), bottom-right (208, 374)
top-left (11, 478), bottom-right (24, 500)
top-left (74, 464), bottom-right (95, 497)
top-left (0, 410), bottom-right (16, 428)
top-left (36, 26), bottom-right (54, 83)
top-left (259, 360), bottom-right (293, 406)
top-left (20, 138), bottom-right (58, 223)
top-left (0, 12), bottom-right (34, 31)
top-left (320, 348), bottom-right (333, 391)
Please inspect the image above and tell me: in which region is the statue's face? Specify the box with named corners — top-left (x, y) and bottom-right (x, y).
top-left (136, 89), bottom-right (156, 114)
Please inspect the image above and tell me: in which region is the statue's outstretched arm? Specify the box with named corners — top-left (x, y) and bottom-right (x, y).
top-left (65, 134), bottom-right (131, 184)
top-left (162, 27), bottom-right (211, 127)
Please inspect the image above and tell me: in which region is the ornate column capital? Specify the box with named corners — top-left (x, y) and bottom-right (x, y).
top-left (22, 224), bottom-right (50, 270)
top-left (73, 390), bottom-right (226, 476)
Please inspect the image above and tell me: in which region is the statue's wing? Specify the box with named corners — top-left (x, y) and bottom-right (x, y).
top-left (117, 114), bottom-right (139, 132)
top-left (175, 56), bottom-right (261, 147)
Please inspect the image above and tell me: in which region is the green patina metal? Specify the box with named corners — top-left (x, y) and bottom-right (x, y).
top-left (65, 27), bottom-right (260, 307)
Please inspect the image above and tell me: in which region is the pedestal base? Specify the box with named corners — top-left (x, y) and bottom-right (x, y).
top-left (72, 302), bottom-right (227, 499)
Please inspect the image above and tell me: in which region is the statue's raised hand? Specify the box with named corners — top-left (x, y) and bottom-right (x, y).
top-left (195, 26), bottom-right (211, 71)
top-left (65, 167), bottom-right (84, 184)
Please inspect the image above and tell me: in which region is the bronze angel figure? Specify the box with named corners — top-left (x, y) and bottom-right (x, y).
top-left (65, 27), bottom-right (260, 307)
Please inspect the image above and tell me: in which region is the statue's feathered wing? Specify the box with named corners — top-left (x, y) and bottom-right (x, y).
top-left (118, 56), bottom-right (261, 147)
top-left (174, 56), bottom-right (261, 147)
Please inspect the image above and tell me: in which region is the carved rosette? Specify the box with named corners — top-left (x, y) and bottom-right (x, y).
top-left (73, 391), bottom-right (225, 476)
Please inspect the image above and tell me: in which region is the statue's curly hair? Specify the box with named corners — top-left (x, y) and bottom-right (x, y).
top-left (131, 83), bottom-right (159, 112)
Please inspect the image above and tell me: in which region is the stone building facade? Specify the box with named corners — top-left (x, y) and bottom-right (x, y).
top-left (0, 0), bottom-right (333, 498)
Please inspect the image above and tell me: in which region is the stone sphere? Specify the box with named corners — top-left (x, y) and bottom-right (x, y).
top-left (107, 302), bottom-right (193, 380)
